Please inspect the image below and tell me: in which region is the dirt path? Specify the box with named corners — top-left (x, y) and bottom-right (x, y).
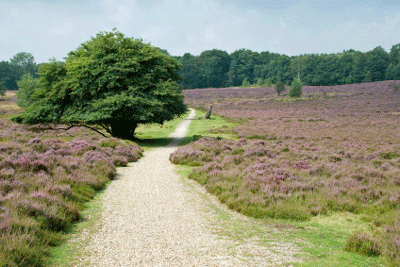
top-left (76, 109), bottom-right (301, 266)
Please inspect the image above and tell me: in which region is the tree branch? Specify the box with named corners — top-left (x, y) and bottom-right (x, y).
top-left (66, 124), bottom-right (109, 138)
top-left (28, 124), bottom-right (109, 138)
top-left (98, 123), bottom-right (112, 135)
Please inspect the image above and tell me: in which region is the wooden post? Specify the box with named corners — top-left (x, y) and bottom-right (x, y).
top-left (205, 105), bottom-right (212, 119)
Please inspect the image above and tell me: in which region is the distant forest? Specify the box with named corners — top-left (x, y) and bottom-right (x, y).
top-left (1, 44), bottom-right (400, 91)
top-left (0, 52), bottom-right (39, 90)
top-left (174, 44), bottom-right (400, 89)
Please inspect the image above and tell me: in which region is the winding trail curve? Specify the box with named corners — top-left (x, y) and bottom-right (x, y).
top-left (76, 109), bottom-right (300, 266)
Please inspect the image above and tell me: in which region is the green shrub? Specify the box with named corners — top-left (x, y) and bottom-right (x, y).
top-left (242, 77), bottom-right (251, 87)
top-left (389, 82), bottom-right (400, 93)
top-left (99, 138), bottom-right (125, 148)
top-left (264, 77), bottom-right (273, 87)
top-left (289, 78), bottom-right (303, 97)
top-left (344, 232), bottom-right (381, 257)
top-left (190, 161), bottom-right (203, 167)
top-left (113, 156), bottom-right (128, 167)
top-left (275, 81), bottom-right (285, 96)
top-left (380, 151), bottom-right (400, 159)
top-left (16, 74), bottom-right (40, 107)
top-left (256, 77), bottom-right (264, 86)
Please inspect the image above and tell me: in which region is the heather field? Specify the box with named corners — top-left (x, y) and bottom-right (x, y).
top-left (172, 81), bottom-right (400, 265)
top-left (0, 92), bottom-right (143, 266)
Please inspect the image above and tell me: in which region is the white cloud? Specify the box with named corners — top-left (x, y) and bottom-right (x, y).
top-left (0, 0), bottom-right (399, 63)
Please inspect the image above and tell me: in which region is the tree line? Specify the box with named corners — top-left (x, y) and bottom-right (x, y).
top-left (0, 52), bottom-right (39, 90)
top-left (2, 44), bottom-right (400, 92)
top-left (174, 44), bottom-right (400, 89)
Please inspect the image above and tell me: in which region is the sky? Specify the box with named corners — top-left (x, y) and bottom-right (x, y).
top-left (1, 0), bottom-right (399, 63)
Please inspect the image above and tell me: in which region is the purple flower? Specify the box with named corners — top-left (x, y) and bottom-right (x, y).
top-left (389, 193), bottom-right (400, 203)
top-left (114, 146), bottom-right (141, 162)
top-left (44, 138), bottom-right (62, 150)
top-left (83, 150), bottom-right (113, 166)
top-left (68, 140), bottom-right (91, 153)
top-left (294, 160), bottom-right (311, 170)
top-left (170, 146), bottom-right (205, 163)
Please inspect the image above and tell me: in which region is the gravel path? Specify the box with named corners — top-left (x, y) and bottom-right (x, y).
top-left (76, 109), bottom-right (301, 266)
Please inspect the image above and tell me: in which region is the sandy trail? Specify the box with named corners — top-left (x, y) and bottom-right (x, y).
top-left (76, 109), bottom-right (300, 266)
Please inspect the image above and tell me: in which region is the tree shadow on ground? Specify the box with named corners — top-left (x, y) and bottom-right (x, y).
top-left (135, 136), bottom-right (195, 149)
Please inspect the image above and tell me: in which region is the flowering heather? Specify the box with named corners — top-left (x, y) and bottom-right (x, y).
top-left (176, 81), bottom-right (400, 263)
top-left (0, 95), bottom-right (144, 266)
top-left (112, 155), bottom-right (129, 167)
top-left (0, 167), bottom-right (15, 178)
top-left (83, 150), bottom-right (113, 166)
top-left (169, 145), bottom-right (205, 166)
top-left (68, 139), bottom-right (92, 153)
top-left (114, 145), bottom-right (143, 162)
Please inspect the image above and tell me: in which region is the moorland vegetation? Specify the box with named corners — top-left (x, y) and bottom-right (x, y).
top-left (0, 29), bottom-right (188, 266)
top-left (1, 28), bottom-right (400, 266)
top-left (172, 80), bottom-right (400, 266)
top-left (0, 92), bottom-right (143, 266)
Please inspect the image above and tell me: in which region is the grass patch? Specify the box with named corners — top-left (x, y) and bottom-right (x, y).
top-left (175, 166), bottom-right (384, 266)
top-left (181, 109), bottom-right (238, 146)
top-left (134, 110), bottom-right (190, 149)
top-left (45, 187), bottom-right (107, 266)
top-left (288, 213), bottom-right (384, 266)
top-left (177, 163), bottom-right (385, 266)
top-left (290, 221), bottom-right (384, 267)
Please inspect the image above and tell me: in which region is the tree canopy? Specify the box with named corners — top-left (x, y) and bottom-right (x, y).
top-left (13, 30), bottom-right (187, 140)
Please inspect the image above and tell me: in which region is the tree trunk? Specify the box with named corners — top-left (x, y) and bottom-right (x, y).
top-left (109, 120), bottom-right (138, 140)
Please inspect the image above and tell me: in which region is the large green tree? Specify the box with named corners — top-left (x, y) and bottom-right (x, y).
top-left (389, 43), bottom-right (400, 65)
top-left (227, 49), bottom-right (257, 86)
top-left (0, 61), bottom-right (20, 90)
top-left (364, 46), bottom-right (390, 82)
top-left (10, 52), bottom-right (38, 78)
top-left (349, 51), bottom-right (367, 84)
top-left (290, 55), bottom-right (307, 80)
top-left (198, 49), bottom-right (231, 88)
top-left (13, 30), bottom-right (187, 140)
top-left (178, 53), bottom-right (203, 89)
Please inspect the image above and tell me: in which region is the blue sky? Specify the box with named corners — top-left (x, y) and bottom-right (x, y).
top-left (1, 0), bottom-right (399, 63)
